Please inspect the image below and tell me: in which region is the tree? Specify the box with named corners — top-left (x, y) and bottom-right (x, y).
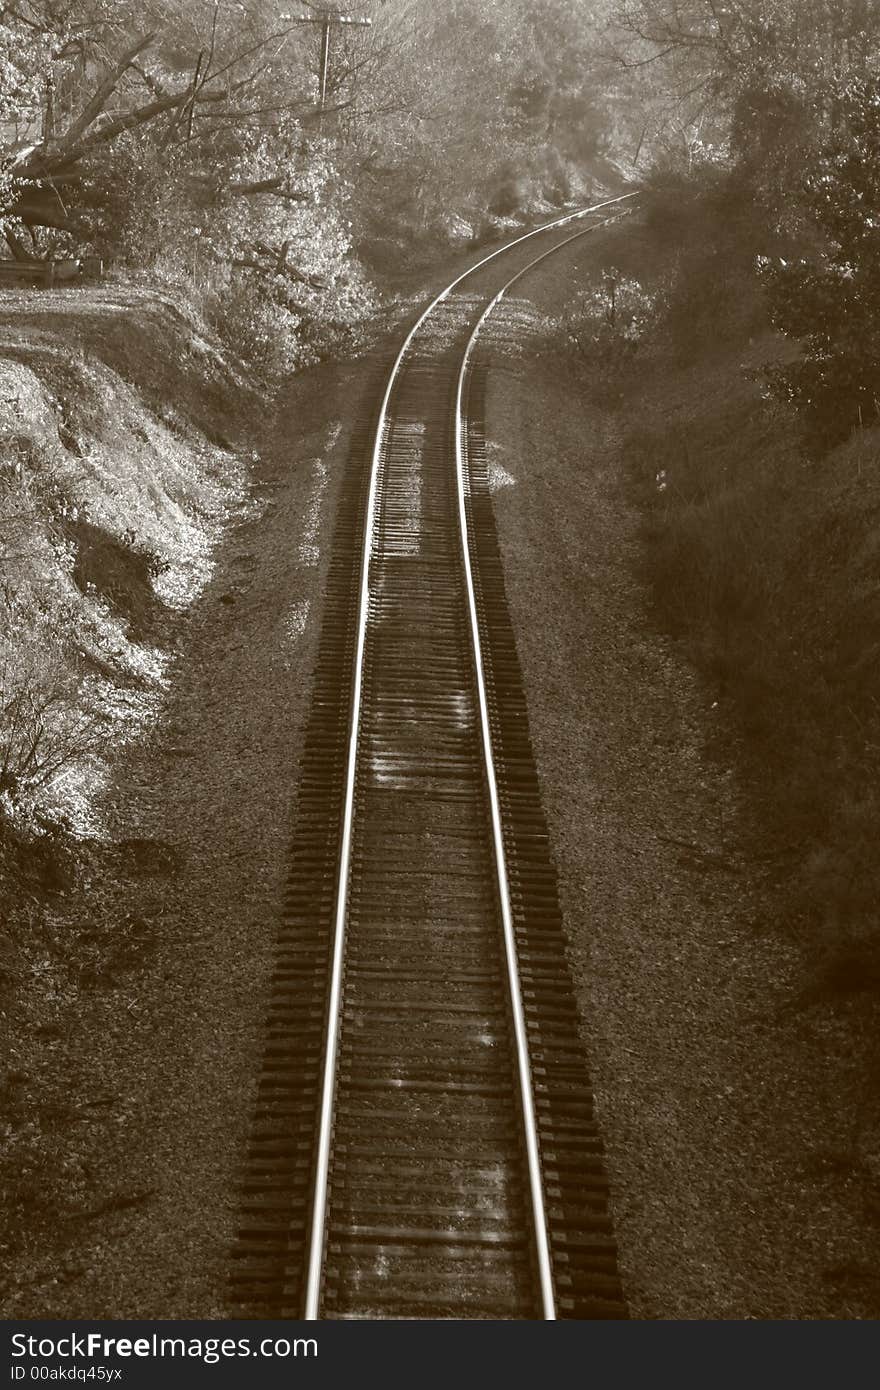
top-left (335, 0), bottom-right (614, 252)
top-left (0, 1), bottom-right (339, 255)
top-left (605, 0), bottom-right (880, 166)
top-left (761, 76), bottom-right (880, 452)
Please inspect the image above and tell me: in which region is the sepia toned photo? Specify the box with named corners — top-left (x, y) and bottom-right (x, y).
top-left (0, 0), bottom-right (878, 1337)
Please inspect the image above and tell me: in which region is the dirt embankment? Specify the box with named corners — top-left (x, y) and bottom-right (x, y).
top-left (0, 281), bottom-right (380, 1314)
top-left (482, 222), bottom-right (880, 1318)
top-left (0, 283), bottom-right (250, 1310)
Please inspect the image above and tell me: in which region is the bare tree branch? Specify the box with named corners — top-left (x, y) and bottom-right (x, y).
top-left (60, 31), bottom-right (157, 149)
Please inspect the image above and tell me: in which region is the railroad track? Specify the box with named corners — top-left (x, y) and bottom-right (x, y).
top-left (230, 195), bottom-right (636, 1320)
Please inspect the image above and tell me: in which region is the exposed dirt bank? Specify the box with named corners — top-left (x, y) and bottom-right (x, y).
top-left (1, 340), bottom-right (379, 1314)
top-left (483, 224), bottom-right (880, 1318)
top-left (0, 273), bottom-right (388, 1314)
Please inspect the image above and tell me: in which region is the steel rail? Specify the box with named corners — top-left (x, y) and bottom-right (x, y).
top-left (303, 190), bottom-right (637, 1321)
top-left (454, 208), bottom-right (634, 1321)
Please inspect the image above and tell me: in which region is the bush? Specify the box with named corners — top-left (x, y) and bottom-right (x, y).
top-left (202, 259), bottom-right (375, 382)
top-left (208, 275), bottom-right (305, 380)
top-left (761, 78), bottom-right (880, 454)
top-left (84, 132), bottom-right (198, 268)
top-left (639, 160), bottom-right (772, 360)
top-left (625, 408), bottom-right (783, 653)
top-left (639, 166), bottom-right (712, 252)
top-left (84, 133), bottom-right (377, 380)
top-left (0, 580), bottom-right (108, 811)
top-left (626, 358), bottom-right (880, 969)
top-left (663, 253), bottom-right (766, 362)
top-left (556, 268), bottom-right (656, 400)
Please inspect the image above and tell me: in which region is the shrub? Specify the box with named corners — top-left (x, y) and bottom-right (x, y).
top-left (203, 258), bottom-right (375, 382)
top-left (663, 253), bottom-right (766, 362)
top-left (761, 78), bottom-right (880, 454)
top-left (624, 410), bottom-right (781, 651)
top-left (639, 160), bottom-right (772, 360)
top-left (626, 369), bottom-right (880, 969)
top-left (639, 165), bottom-right (711, 252)
top-left (271, 264), bottom-right (376, 366)
top-left (0, 453), bottom-right (110, 821)
top-left (557, 269), bottom-right (656, 400)
top-left (0, 581), bottom-right (108, 812)
top-left (83, 132), bottom-right (198, 268)
top-left (209, 275), bottom-right (305, 380)
top-left (83, 131), bottom-right (377, 380)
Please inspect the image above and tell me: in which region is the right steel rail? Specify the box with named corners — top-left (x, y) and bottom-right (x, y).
top-left (451, 210), bottom-right (633, 1321)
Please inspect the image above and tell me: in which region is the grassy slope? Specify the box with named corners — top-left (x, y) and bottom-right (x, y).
top-left (486, 216), bottom-right (880, 1316)
top-left (610, 216), bottom-right (880, 1306)
top-left (553, 200), bottom-right (880, 982)
top-left (624, 299), bottom-right (880, 987)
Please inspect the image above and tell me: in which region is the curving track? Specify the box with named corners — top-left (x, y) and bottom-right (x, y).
top-left (230, 196), bottom-right (635, 1320)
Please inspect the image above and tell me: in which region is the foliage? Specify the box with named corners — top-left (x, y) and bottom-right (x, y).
top-left (0, 569), bottom-right (109, 812)
top-left (626, 372), bottom-right (880, 973)
top-left (84, 130), bottom-right (198, 264)
top-left (333, 0), bottom-right (615, 256)
top-left (563, 268), bottom-right (653, 357)
top-left (0, 20), bottom-right (46, 127)
top-left (605, 0), bottom-right (880, 171)
top-left (554, 267), bottom-right (656, 404)
top-left (761, 78), bottom-right (880, 452)
top-left (638, 159), bottom-right (772, 358)
top-left (607, 7), bottom-right (880, 978)
top-left (208, 253), bottom-right (374, 380)
top-left (207, 276), bottom-right (303, 381)
top-left (0, 0), bottom-right (626, 366)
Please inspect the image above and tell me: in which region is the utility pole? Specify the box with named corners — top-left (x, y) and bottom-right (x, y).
top-left (44, 73), bottom-right (56, 144)
top-left (281, 9), bottom-right (372, 126)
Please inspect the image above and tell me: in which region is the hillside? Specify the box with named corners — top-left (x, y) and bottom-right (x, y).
top-left (0, 283), bottom-right (262, 1308)
top-left (484, 208), bottom-right (880, 1317)
top-left (0, 283), bottom-right (257, 835)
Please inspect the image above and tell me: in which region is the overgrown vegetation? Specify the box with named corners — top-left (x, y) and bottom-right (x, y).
top-left (761, 77), bottom-right (880, 453)
top-left (0, 0), bottom-right (630, 379)
top-left (571, 3), bottom-right (880, 991)
top-left (557, 268), bottom-right (655, 403)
